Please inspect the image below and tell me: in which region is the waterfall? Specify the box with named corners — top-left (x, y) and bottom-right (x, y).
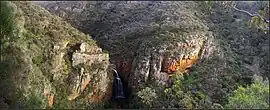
top-left (113, 69), bottom-right (126, 99)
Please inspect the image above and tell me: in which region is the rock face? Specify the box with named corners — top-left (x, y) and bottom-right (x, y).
top-left (38, 1), bottom-right (214, 92)
top-left (68, 43), bottom-right (111, 103)
top-left (0, 1), bottom-right (112, 108)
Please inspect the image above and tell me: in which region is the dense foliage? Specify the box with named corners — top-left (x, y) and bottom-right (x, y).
top-left (1, 1), bottom-right (269, 109)
top-left (0, 1), bottom-right (110, 109)
top-left (127, 1), bottom-right (269, 109)
top-left (225, 75), bottom-right (269, 109)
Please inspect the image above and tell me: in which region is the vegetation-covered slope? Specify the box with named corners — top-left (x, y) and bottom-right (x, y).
top-left (0, 1), bottom-right (113, 109)
top-left (41, 1), bottom-right (215, 93)
top-left (1, 1), bottom-right (269, 109)
top-left (39, 1), bottom-right (269, 109)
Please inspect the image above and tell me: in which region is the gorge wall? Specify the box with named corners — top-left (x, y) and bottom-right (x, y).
top-left (38, 1), bottom-right (215, 92)
top-left (1, 1), bottom-right (268, 109)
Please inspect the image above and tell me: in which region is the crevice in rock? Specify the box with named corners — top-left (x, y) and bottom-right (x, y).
top-left (66, 43), bottom-right (82, 63)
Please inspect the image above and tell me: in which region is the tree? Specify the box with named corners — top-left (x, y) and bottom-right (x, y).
top-left (233, 1), bottom-right (269, 32)
top-left (202, 1), bottom-right (269, 32)
top-left (225, 75), bottom-right (269, 109)
top-left (0, 1), bottom-right (15, 61)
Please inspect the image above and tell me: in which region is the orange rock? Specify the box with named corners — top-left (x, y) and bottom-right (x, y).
top-left (168, 60), bottom-right (177, 72)
top-left (166, 53), bottom-right (199, 74)
top-left (48, 94), bottom-right (54, 108)
top-left (82, 79), bottom-right (90, 91)
top-left (88, 92), bottom-right (104, 103)
top-left (162, 58), bottom-right (174, 72)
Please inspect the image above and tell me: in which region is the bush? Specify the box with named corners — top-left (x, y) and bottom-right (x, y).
top-left (0, 1), bottom-right (15, 61)
top-left (225, 75), bottom-right (269, 109)
top-left (0, 1), bottom-right (14, 37)
top-left (152, 74), bottom-right (216, 109)
top-left (137, 87), bottom-right (158, 108)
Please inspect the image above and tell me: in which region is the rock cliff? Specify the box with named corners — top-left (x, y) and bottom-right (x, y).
top-left (38, 1), bottom-right (215, 92)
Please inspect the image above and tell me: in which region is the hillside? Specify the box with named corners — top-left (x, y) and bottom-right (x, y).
top-left (1, 1), bottom-right (269, 109)
top-left (0, 1), bottom-right (112, 109)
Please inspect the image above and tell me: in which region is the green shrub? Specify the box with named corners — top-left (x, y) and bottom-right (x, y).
top-left (25, 95), bottom-right (44, 109)
top-left (248, 2), bottom-right (269, 33)
top-left (225, 75), bottom-right (269, 109)
top-left (0, 1), bottom-right (15, 61)
top-left (137, 87), bottom-right (158, 107)
top-left (0, 1), bottom-right (14, 37)
top-left (32, 55), bottom-right (44, 66)
top-left (153, 74), bottom-right (215, 109)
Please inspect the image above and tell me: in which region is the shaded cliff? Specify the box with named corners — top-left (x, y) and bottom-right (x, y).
top-left (0, 1), bottom-right (113, 109)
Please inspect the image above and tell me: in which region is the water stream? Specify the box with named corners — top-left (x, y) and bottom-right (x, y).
top-left (113, 69), bottom-right (126, 99)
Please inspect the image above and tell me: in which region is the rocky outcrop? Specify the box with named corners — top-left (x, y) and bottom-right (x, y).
top-left (0, 1), bottom-right (112, 108)
top-left (37, 1), bottom-right (215, 92)
top-left (129, 32), bottom-right (211, 90)
top-left (68, 42), bottom-right (111, 103)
